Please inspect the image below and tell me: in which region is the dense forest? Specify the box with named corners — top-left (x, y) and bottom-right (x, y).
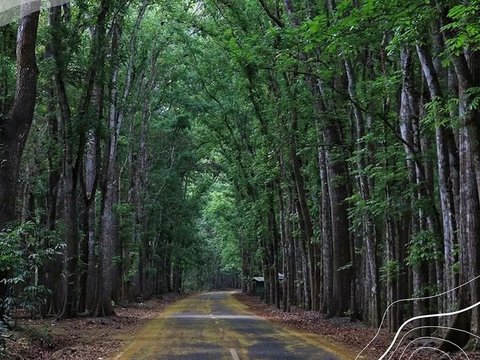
top-left (1, 0), bottom-right (480, 354)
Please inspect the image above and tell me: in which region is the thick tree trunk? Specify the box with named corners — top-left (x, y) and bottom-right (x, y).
top-left (323, 123), bottom-right (352, 317)
top-left (318, 146), bottom-right (333, 315)
top-left (399, 47), bottom-right (442, 333)
top-left (312, 77), bottom-right (352, 318)
top-left (84, 130), bottom-right (99, 313)
top-left (287, 185), bottom-right (297, 308)
top-left (416, 43), bottom-right (458, 316)
top-left (49, 5), bottom-right (80, 319)
top-left (0, 1), bottom-right (40, 322)
top-left (435, 3), bottom-right (480, 346)
top-left (96, 19), bottom-right (123, 316)
top-left (281, 0), bottom-right (321, 312)
top-left (344, 58), bottom-right (379, 324)
top-left (289, 108), bottom-right (313, 310)
top-left (43, 91), bottom-right (63, 316)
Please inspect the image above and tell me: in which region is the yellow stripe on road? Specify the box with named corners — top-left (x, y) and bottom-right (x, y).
top-left (229, 348), bottom-right (240, 360)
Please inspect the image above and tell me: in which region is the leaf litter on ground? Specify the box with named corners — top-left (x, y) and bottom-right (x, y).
top-left (3, 293), bottom-right (183, 360)
top-left (234, 293), bottom-right (480, 360)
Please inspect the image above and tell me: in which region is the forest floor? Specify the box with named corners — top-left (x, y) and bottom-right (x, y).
top-left (2, 293), bottom-right (184, 360)
top-left (234, 293), bottom-right (480, 360)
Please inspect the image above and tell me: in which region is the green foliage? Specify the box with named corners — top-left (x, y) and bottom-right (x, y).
top-left (442, 1), bottom-right (480, 54)
top-left (380, 260), bottom-right (400, 284)
top-left (3, 0), bottom-right (472, 328)
top-left (423, 96), bottom-right (460, 130)
top-left (0, 222), bottom-right (64, 317)
top-left (198, 182), bottom-right (242, 276)
top-left (465, 87), bottom-right (480, 111)
top-left (406, 230), bottom-right (441, 267)
top-left (22, 325), bottom-right (55, 349)
top-left (412, 283), bottom-right (439, 298)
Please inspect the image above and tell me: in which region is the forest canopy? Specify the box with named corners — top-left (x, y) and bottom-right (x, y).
top-left (1, 0), bottom-right (480, 353)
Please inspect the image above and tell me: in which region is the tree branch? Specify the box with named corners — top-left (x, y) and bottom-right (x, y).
top-left (258, 0), bottom-right (284, 27)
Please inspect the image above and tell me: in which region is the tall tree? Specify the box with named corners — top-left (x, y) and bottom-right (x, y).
top-left (0, 0), bottom-right (40, 323)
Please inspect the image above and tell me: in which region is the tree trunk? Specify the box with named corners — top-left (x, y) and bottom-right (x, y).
top-left (0, 1), bottom-right (40, 322)
top-left (318, 146), bottom-right (333, 315)
top-left (84, 130), bottom-right (99, 313)
top-left (289, 108), bottom-right (313, 310)
top-left (344, 58), bottom-right (379, 324)
top-left (315, 77), bottom-right (352, 317)
top-left (49, 4), bottom-right (81, 319)
top-left (96, 19), bottom-right (123, 317)
top-left (416, 42), bottom-right (458, 317)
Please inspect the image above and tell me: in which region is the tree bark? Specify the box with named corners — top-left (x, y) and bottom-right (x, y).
top-left (96, 19), bottom-right (122, 317)
top-left (344, 58), bottom-right (379, 324)
top-left (416, 42), bottom-right (458, 316)
top-left (0, 0), bottom-right (40, 322)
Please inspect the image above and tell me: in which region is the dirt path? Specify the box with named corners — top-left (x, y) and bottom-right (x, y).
top-left (114, 291), bottom-right (355, 360)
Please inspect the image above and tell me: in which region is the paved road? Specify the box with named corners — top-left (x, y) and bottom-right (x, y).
top-left (114, 291), bottom-right (350, 360)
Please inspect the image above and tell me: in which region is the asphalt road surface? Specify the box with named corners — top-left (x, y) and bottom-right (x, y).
top-left (114, 291), bottom-right (351, 360)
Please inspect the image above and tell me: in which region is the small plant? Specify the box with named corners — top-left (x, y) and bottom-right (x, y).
top-left (0, 221), bottom-right (64, 321)
top-left (406, 230), bottom-right (441, 267)
top-left (22, 325), bottom-right (55, 349)
top-left (0, 319), bottom-right (9, 353)
top-left (380, 260), bottom-right (400, 284)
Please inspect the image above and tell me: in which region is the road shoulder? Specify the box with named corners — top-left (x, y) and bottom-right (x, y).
top-left (233, 293), bottom-right (375, 359)
top-left (3, 294), bottom-right (183, 360)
